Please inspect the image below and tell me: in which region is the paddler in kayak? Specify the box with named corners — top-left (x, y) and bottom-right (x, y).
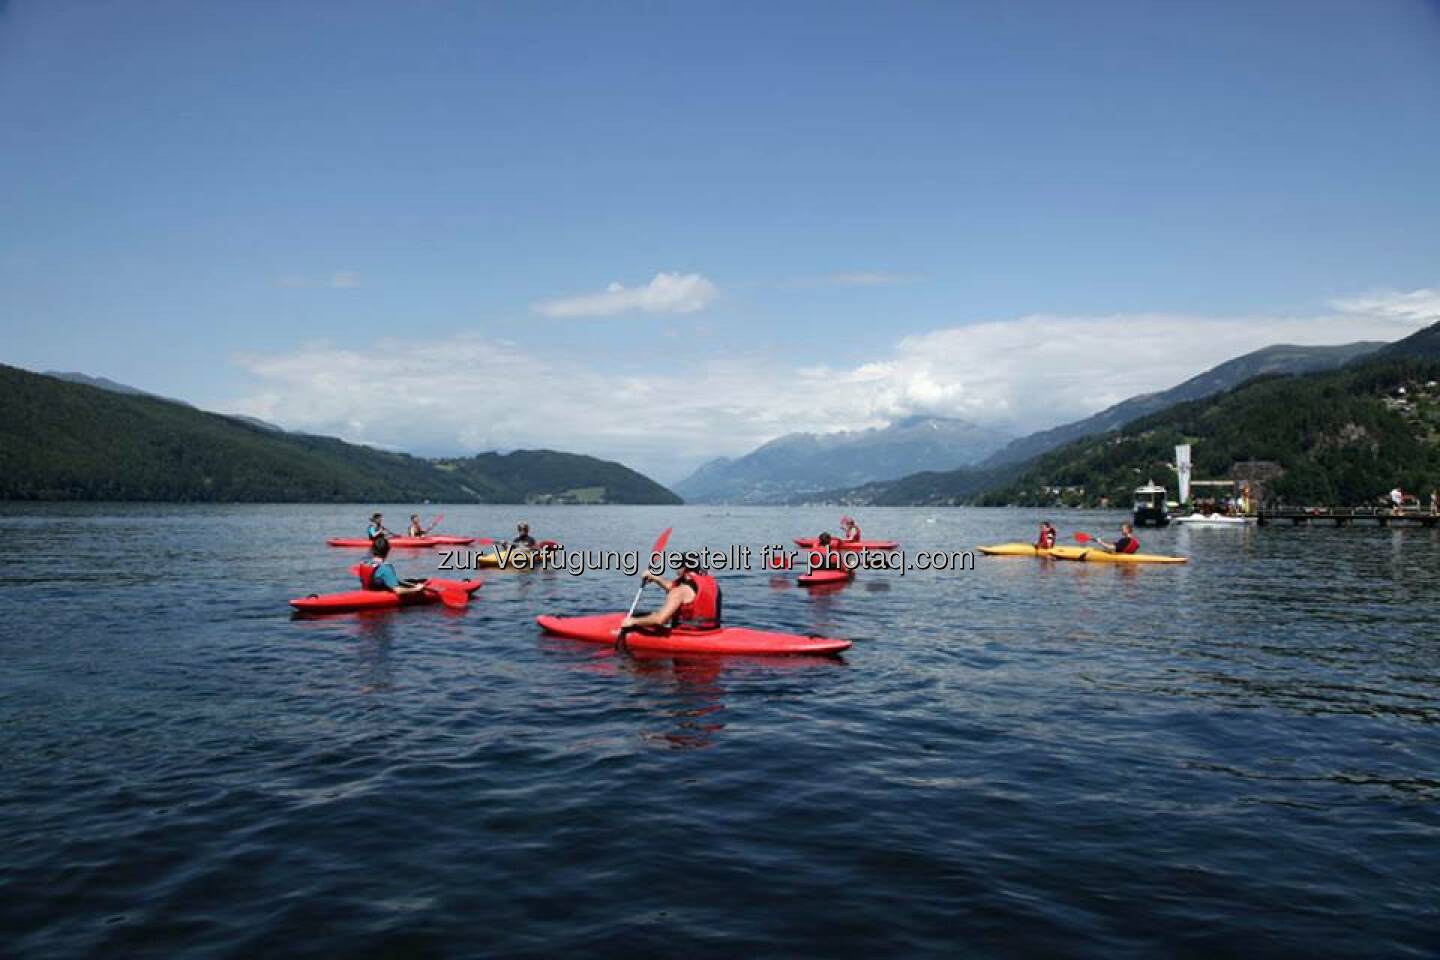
top-left (362, 536), bottom-right (427, 596)
top-left (811, 532), bottom-right (847, 570)
top-left (512, 522), bottom-right (537, 549)
top-left (366, 512), bottom-right (391, 541)
top-left (1036, 521), bottom-right (1058, 550)
top-left (406, 514), bottom-right (433, 538)
top-left (1097, 523), bottom-right (1140, 555)
top-left (840, 515), bottom-right (862, 542)
top-left (620, 560), bottom-right (722, 633)
top-left (809, 531), bottom-right (855, 580)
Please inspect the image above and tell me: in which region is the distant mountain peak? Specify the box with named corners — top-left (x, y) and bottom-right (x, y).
top-left (674, 414), bottom-right (1012, 504)
top-left (44, 370), bottom-right (184, 404)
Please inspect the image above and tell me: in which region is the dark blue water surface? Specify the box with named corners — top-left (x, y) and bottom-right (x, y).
top-left (3, 504), bottom-right (1439, 958)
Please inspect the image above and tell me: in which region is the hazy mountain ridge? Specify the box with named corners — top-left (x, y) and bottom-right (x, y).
top-left (790, 339), bottom-right (1407, 506)
top-left (983, 341), bottom-right (1385, 466)
top-left (674, 416), bottom-right (1012, 504)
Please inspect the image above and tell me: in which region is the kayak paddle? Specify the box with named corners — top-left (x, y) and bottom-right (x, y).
top-left (424, 580), bottom-right (470, 609)
top-left (427, 513), bottom-right (444, 534)
top-left (618, 527), bottom-right (673, 643)
top-left (1073, 532), bottom-right (1097, 543)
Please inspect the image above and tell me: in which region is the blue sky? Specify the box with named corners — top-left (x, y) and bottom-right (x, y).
top-left (3, 1), bottom-right (1439, 480)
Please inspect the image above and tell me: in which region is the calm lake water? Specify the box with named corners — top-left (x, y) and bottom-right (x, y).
top-left (3, 504), bottom-right (1438, 958)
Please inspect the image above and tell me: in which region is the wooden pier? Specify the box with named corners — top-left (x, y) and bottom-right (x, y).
top-left (1256, 508), bottom-right (1440, 528)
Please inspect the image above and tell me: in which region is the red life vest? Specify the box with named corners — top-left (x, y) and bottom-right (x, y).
top-left (1116, 536), bottom-right (1140, 554)
top-left (353, 562), bottom-right (378, 590)
top-left (1037, 528), bottom-right (1056, 549)
top-left (674, 573), bottom-right (721, 630)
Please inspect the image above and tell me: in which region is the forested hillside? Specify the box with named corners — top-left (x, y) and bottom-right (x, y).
top-left (0, 365), bottom-right (680, 504)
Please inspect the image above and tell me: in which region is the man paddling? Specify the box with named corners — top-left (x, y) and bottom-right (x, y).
top-left (620, 560), bottom-right (722, 632)
top-left (406, 514), bottom-right (432, 538)
top-left (1097, 523), bottom-right (1140, 555)
top-left (840, 515), bottom-right (862, 542)
top-left (512, 522), bottom-right (538, 549)
top-left (363, 536), bottom-right (428, 597)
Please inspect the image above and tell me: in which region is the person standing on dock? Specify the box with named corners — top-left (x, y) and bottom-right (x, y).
top-left (1390, 487), bottom-right (1405, 515)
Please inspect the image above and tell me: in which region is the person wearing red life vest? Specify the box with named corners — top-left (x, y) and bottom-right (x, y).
top-left (1036, 521), bottom-right (1058, 550)
top-left (360, 536), bottom-right (428, 596)
top-left (840, 515), bottom-right (862, 542)
top-left (810, 531), bottom-right (847, 571)
top-left (810, 531), bottom-right (856, 580)
top-left (1099, 523), bottom-right (1140, 555)
top-left (621, 559), bottom-right (722, 632)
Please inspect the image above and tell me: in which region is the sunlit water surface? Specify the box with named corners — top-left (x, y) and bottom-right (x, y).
top-left (2, 504), bottom-right (1438, 957)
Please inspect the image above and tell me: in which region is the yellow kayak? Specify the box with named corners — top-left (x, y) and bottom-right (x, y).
top-left (478, 552), bottom-right (555, 567)
top-left (473, 546), bottom-right (558, 569)
top-left (978, 542), bottom-right (1053, 557)
top-left (1046, 546), bottom-right (1187, 564)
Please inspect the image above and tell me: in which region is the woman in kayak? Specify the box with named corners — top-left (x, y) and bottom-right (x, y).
top-left (840, 515), bottom-right (862, 542)
top-left (1098, 523), bottom-right (1140, 555)
top-left (366, 513), bottom-right (391, 541)
top-left (406, 514), bottom-right (432, 538)
top-left (363, 536), bottom-right (427, 597)
top-left (1036, 521), bottom-right (1058, 550)
top-left (621, 561), bottom-right (722, 632)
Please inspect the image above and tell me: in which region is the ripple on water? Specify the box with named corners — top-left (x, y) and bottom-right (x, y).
top-left (2, 505), bottom-right (1439, 957)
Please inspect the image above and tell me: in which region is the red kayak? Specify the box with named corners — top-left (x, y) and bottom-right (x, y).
top-left (290, 578), bottom-right (481, 614)
top-left (536, 613), bottom-right (850, 656)
top-left (793, 537), bottom-right (898, 551)
top-left (797, 568), bottom-right (853, 587)
top-left (326, 536), bottom-right (476, 548)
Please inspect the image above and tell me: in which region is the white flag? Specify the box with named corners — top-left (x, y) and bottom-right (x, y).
top-left (1176, 444), bottom-right (1192, 504)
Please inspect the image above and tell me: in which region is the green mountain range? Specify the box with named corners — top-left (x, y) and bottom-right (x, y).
top-left (980, 341), bottom-right (1384, 466)
top-left (801, 322), bottom-right (1440, 508)
top-left (0, 364), bottom-right (681, 504)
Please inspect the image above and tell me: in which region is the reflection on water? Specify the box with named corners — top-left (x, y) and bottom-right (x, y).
top-left (1, 503), bottom-right (1438, 957)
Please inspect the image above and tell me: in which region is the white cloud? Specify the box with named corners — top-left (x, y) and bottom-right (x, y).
top-left (1330, 288), bottom-right (1440, 324)
top-left (330, 271), bottom-right (361, 289)
top-left (230, 289), bottom-right (1436, 482)
top-left (532, 272), bottom-right (718, 318)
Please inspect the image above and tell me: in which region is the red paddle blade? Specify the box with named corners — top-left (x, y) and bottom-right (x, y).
top-left (1073, 532), bottom-right (1094, 543)
top-left (429, 513), bottom-right (444, 530)
top-left (477, 537), bottom-right (495, 546)
top-left (640, 527), bottom-right (673, 576)
top-left (430, 587), bottom-right (468, 609)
